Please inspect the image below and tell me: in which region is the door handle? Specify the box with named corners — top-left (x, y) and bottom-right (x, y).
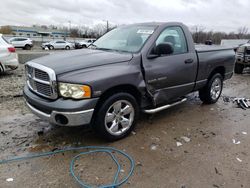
top-left (185, 59), bottom-right (194, 64)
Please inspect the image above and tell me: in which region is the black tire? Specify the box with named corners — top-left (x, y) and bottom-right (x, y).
top-left (234, 63), bottom-right (244, 74)
top-left (199, 73), bottom-right (223, 104)
top-left (65, 46), bottom-right (70, 50)
top-left (93, 93), bottom-right (139, 141)
top-left (0, 63), bottom-right (4, 73)
top-left (24, 44), bottom-right (31, 50)
top-left (82, 45), bottom-right (87, 48)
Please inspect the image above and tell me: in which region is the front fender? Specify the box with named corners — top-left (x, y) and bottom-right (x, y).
top-left (57, 61), bottom-right (146, 98)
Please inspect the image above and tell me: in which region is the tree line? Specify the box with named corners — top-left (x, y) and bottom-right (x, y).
top-left (191, 25), bottom-right (250, 44)
top-left (1, 24), bottom-right (249, 44)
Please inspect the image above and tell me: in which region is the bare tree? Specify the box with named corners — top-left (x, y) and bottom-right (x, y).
top-left (238, 26), bottom-right (249, 39)
top-left (191, 25), bottom-right (206, 43)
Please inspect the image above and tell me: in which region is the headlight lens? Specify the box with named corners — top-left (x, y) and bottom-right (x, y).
top-left (59, 83), bottom-right (91, 99)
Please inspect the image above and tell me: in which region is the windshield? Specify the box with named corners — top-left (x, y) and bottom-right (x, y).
top-left (93, 25), bottom-right (156, 53)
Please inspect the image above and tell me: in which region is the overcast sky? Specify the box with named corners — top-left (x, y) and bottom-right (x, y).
top-left (0, 0), bottom-right (249, 33)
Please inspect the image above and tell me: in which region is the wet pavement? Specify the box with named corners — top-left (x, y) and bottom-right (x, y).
top-left (1, 65), bottom-right (250, 188)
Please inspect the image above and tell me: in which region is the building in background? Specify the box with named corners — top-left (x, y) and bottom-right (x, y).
top-left (3, 25), bottom-right (69, 38)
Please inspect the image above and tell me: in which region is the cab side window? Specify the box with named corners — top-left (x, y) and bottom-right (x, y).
top-left (156, 26), bottom-right (188, 55)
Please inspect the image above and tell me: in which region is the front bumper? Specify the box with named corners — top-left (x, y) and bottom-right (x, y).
top-left (236, 55), bottom-right (250, 65)
top-left (24, 85), bottom-right (99, 126)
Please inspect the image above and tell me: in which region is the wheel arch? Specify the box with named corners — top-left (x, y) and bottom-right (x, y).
top-left (92, 84), bottom-right (142, 122)
top-left (96, 84), bottom-right (142, 107)
top-left (208, 66), bottom-right (225, 80)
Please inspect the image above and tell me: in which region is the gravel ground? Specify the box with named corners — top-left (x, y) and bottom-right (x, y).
top-left (0, 65), bottom-right (250, 188)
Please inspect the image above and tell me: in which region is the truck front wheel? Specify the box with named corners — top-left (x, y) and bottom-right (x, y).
top-left (234, 63), bottom-right (244, 74)
top-left (93, 93), bottom-right (139, 141)
top-left (199, 73), bottom-right (223, 104)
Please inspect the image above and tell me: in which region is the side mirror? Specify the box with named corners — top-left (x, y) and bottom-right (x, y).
top-left (147, 42), bottom-right (174, 59)
top-left (154, 42), bottom-right (174, 56)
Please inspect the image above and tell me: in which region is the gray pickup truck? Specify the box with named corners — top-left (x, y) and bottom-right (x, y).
top-left (235, 42), bottom-right (250, 74)
top-left (24, 22), bottom-right (235, 140)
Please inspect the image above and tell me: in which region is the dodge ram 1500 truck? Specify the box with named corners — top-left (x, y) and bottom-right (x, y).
top-left (235, 42), bottom-right (250, 74)
top-left (24, 22), bottom-right (235, 141)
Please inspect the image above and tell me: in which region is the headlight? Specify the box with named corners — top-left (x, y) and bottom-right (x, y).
top-left (58, 82), bottom-right (91, 99)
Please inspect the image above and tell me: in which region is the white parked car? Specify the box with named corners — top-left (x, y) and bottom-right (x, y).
top-left (75, 39), bottom-right (96, 49)
top-left (41, 40), bottom-right (74, 50)
top-left (9, 37), bottom-right (33, 50)
top-left (0, 34), bottom-right (18, 73)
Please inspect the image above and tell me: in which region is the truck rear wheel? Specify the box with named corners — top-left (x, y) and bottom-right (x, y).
top-left (234, 63), bottom-right (244, 74)
top-left (199, 73), bottom-right (223, 104)
top-left (93, 93), bottom-right (139, 141)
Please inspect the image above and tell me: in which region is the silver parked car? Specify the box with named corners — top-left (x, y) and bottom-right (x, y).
top-left (75, 39), bottom-right (96, 49)
top-left (41, 40), bottom-right (74, 50)
top-left (9, 37), bottom-right (33, 50)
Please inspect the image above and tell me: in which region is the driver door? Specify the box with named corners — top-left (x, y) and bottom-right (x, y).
top-left (143, 26), bottom-right (198, 105)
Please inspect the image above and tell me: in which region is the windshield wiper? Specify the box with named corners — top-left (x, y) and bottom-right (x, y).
top-left (96, 47), bottom-right (113, 51)
top-left (95, 47), bottom-right (129, 53)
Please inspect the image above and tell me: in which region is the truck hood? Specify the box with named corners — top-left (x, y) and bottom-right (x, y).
top-left (31, 49), bottom-right (133, 74)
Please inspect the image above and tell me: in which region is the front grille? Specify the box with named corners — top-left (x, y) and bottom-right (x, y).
top-left (34, 69), bottom-right (50, 81)
top-left (237, 53), bottom-right (243, 57)
top-left (27, 66), bottom-right (33, 75)
top-left (35, 81), bottom-right (53, 96)
top-left (26, 62), bottom-right (57, 99)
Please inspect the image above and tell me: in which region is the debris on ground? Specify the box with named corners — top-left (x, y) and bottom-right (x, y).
top-left (180, 136), bottom-right (191, 143)
top-left (214, 167), bottom-right (223, 176)
top-left (37, 130), bottom-right (44, 136)
top-left (6, 178), bottom-right (14, 182)
top-left (222, 96), bottom-right (231, 103)
top-left (232, 139), bottom-right (241, 145)
top-left (233, 98), bottom-right (250, 110)
top-left (150, 144), bottom-right (158, 151)
top-left (213, 184), bottom-right (220, 188)
top-left (131, 131), bottom-right (136, 135)
top-left (242, 132), bottom-right (247, 135)
top-left (161, 130), bottom-right (167, 135)
top-left (12, 136), bottom-right (31, 140)
top-left (176, 142), bottom-right (183, 147)
top-left (236, 157), bottom-right (242, 162)
top-left (136, 162), bottom-right (143, 167)
top-left (13, 94), bottom-right (23, 98)
top-left (1, 130), bottom-right (11, 136)
top-left (151, 136), bottom-right (160, 142)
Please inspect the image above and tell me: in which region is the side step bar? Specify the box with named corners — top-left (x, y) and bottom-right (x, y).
top-left (143, 98), bottom-right (187, 114)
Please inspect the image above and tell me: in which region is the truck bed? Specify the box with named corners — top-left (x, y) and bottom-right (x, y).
top-left (195, 45), bottom-right (234, 53)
